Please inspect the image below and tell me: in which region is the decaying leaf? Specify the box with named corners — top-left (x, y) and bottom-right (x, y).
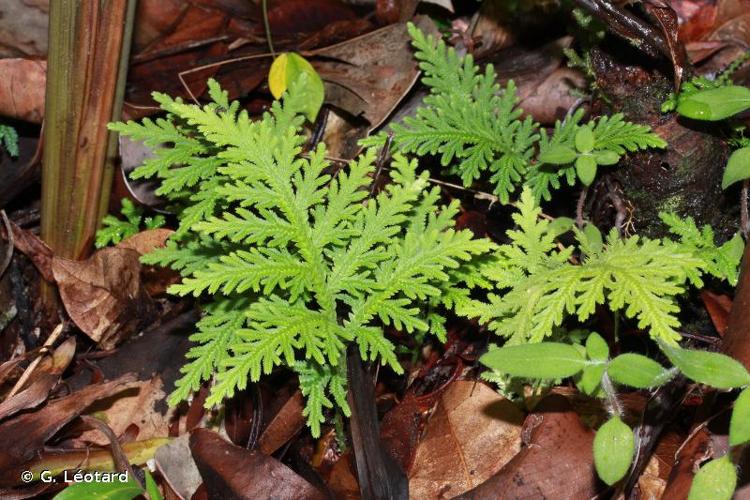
top-left (258, 390), bottom-right (305, 455)
top-left (408, 381), bottom-right (524, 499)
top-left (0, 374), bottom-right (139, 485)
top-left (457, 394), bottom-right (599, 499)
top-left (52, 247), bottom-right (156, 349)
top-left (0, 59), bottom-right (46, 123)
top-left (190, 428), bottom-right (327, 500)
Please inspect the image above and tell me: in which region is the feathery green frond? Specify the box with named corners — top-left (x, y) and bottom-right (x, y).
top-left (111, 77), bottom-right (493, 436)
top-left (365, 24), bottom-right (666, 202)
top-left (95, 198), bottom-right (165, 248)
top-left (467, 189), bottom-right (714, 344)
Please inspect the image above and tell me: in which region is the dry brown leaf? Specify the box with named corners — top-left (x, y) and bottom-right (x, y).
top-left (155, 433), bottom-right (203, 500)
top-left (117, 228), bottom-right (173, 254)
top-left (408, 381), bottom-right (524, 499)
top-left (0, 0), bottom-right (49, 57)
top-left (77, 375), bottom-right (171, 446)
top-left (313, 16), bottom-right (438, 132)
top-left (0, 374), bottom-right (138, 485)
top-left (9, 222), bottom-right (53, 282)
top-left (258, 390), bottom-right (305, 455)
top-left (52, 247), bottom-right (156, 349)
top-left (0, 374), bottom-right (57, 422)
top-left (456, 394), bottom-right (600, 499)
top-left (0, 59), bottom-right (46, 123)
top-left (190, 428), bottom-right (327, 500)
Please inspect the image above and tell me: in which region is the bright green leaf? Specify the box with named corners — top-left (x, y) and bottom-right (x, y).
top-left (268, 52), bottom-right (325, 122)
top-left (586, 332), bottom-right (609, 361)
top-left (144, 469), bottom-right (163, 500)
top-left (660, 342), bottom-right (750, 389)
top-left (539, 144), bottom-right (577, 165)
top-left (575, 155), bottom-right (597, 186)
top-left (578, 363), bottom-right (605, 396)
top-left (608, 354), bottom-right (673, 388)
top-left (687, 456), bottom-right (737, 500)
top-left (722, 147), bottom-right (750, 189)
top-left (677, 85), bottom-right (750, 121)
top-left (595, 150), bottom-right (620, 166)
top-left (54, 476), bottom-right (143, 500)
top-left (730, 387), bottom-right (750, 446)
top-left (575, 127), bottom-right (595, 153)
top-left (547, 216), bottom-right (575, 237)
top-left (593, 416), bottom-right (635, 486)
top-left (582, 223), bottom-right (603, 254)
top-left (480, 343), bottom-right (587, 379)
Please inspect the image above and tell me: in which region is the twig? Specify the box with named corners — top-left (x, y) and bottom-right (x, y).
top-left (0, 210), bottom-right (14, 280)
top-left (369, 134), bottom-right (393, 196)
top-left (7, 323), bottom-right (64, 399)
top-left (576, 186), bottom-right (589, 228)
top-left (741, 179), bottom-right (749, 238)
top-left (80, 415), bottom-right (138, 484)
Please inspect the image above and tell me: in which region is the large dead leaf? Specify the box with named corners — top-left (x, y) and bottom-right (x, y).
top-left (258, 390), bottom-right (305, 455)
top-left (0, 0), bottom-right (48, 57)
top-left (0, 374), bottom-right (138, 485)
top-left (407, 381), bottom-right (524, 499)
top-left (457, 394), bottom-right (599, 499)
top-left (190, 428), bottom-right (327, 500)
top-left (313, 16), bottom-right (438, 132)
top-left (52, 247), bottom-right (156, 348)
top-left (723, 241), bottom-right (750, 370)
top-left (0, 59), bottom-right (46, 123)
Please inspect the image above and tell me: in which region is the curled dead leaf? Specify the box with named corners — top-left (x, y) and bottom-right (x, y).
top-left (0, 59), bottom-right (46, 123)
top-left (408, 381), bottom-right (524, 499)
top-left (52, 247), bottom-right (156, 349)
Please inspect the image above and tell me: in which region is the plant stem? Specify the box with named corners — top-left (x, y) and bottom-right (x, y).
top-left (600, 371), bottom-right (623, 418)
top-left (262, 0), bottom-right (276, 58)
top-left (576, 186), bottom-right (589, 228)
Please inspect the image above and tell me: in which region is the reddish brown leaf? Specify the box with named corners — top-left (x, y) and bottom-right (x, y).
top-left (263, 0), bottom-right (356, 36)
top-left (52, 247), bottom-right (156, 349)
top-left (327, 451), bottom-right (360, 500)
top-left (380, 391), bottom-right (436, 472)
top-left (190, 428), bottom-right (327, 500)
top-left (0, 59), bottom-right (46, 123)
top-left (0, 374), bottom-right (138, 485)
top-left (313, 16), bottom-right (439, 132)
top-left (643, 1), bottom-right (687, 91)
top-left (408, 381), bottom-right (524, 499)
top-left (723, 241), bottom-right (750, 370)
top-left (8, 222), bottom-right (53, 282)
top-left (456, 394), bottom-right (599, 499)
top-left (0, 374), bottom-right (57, 421)
top-left (662, 427), bottom-right (713, 499)
top-left (701, 289), bottom-right (733, 336)
top-left (258, 390), bottom-right (305, 455)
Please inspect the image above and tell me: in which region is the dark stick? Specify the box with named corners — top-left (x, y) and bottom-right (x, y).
top-left (346, 345), bottom-right (408, 500)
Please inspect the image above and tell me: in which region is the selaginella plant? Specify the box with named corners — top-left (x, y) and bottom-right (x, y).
top-left (109, 76), bottom-right (495, 436)
top-left (95, 198), bottom-right (166, 248)
top-left (471, 193), bottom-right (746, 496)
top-left (362, 23), bottom-right (668, 203)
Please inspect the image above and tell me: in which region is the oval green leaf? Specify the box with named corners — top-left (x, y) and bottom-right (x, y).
top-left (608, 354), bottom-right (673, 388)
top-left (575, 127), bottom-right (595, 153)
top-left (730, 387), bottom-right (750, 446)
top-left (594, 150), bottom-right (620, 166)
top-left (268, 52), bottom-right (325, 122)
top-left (578, 363), bottom-right (605, 396)
top-left (687, 456), bottom-right (737, 500)
top-left (575, 155), bottom-right (597, 186)
top-left (677, 85), bottom-right (750, 121)
top-left (660, 342), bottom-right (750, 389)
top-left (586, 332), bottom-right (609, 361)
top-left (539, 144), bottom-right (577, 165)
top-left (480, 342), bottom-right (587, 379)
top-left (54, 477), bottom-right (143, 500)
top-left (547, 216), bottom-right (575, 237)
top-left (722, 147), bottom-right (750, 190)
top-left (593, 416), bottom-right (635, 486)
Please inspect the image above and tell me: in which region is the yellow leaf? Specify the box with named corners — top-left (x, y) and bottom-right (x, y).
top-left (268, 53), bottom-right (289, 99)
top-left (267, 52), bottom-right (325, 122)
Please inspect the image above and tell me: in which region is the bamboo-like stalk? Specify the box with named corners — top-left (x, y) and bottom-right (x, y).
top-left (41, 0), bottom-right (135, 261)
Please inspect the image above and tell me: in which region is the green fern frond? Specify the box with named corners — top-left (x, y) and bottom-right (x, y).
top-left (112, 77), bottom-right (494, 436)
top-left (95, 198), bottom-right (165, 248)
top-left (0, 124), bottom-right (19, 158)
top-left (471, 189), bottom-right (713, 344)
